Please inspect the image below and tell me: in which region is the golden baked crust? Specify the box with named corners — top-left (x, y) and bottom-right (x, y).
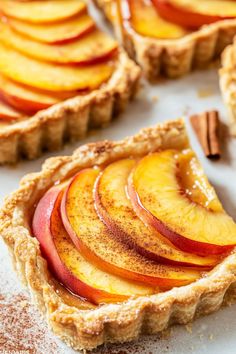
top-left (219, 42), bottom-right (236, 136)
top-left (1, 119), bottom-right (236, 351)
top-left (0, 49), bottom-right (140, 164)
top-left (94, 0), bottom-right (236, 80)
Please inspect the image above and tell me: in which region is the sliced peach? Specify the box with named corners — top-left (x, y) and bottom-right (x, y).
top-left (61, 168), bottom-right (202, 288)
top-left (152, 0), bottom-right (236, 30)
top-left (121, 0), bottom-right (187, 39)
top-left (0, 75), bottom-right (77, 114)
top-left (32, 184), bottom-right (156, 304)
top-left (0, 23), bottom-right (118, 65)
top-left (0, 98), bottom-right (24, 121)
top-left (94, 158), bottom-right (220, 267)
top-left (0, 0), bottom-right (86, 24)
top-left (0, 43), bottom-right (115, 92)
top-left (128, 150), bottom-right (236, 256)
top-left (9, 14), bottom-right (95, 44)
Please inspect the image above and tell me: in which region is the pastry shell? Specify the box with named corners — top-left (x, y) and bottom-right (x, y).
top-left (94, 0), bottom-right (236, 80)
top-left (219, 41), bottom-right (236, 136)
top-left (1, 119), bottom-right (236, 351)
top-left (0, 49), bottom-right (140, 164)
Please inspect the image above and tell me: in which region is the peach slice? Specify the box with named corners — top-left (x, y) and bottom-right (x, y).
top-left (153, 0), bottom-right (236, 30)
top-left (128, 150), bottom-right (236, 256)
top-left (0, 0), bottom-right (86, 24)
top-left (94, 158), bottom-right (219, 267)
top-left (9, 14), bottom-right (95, 44)
top-left (61, 168), bottom-right (202, 288)
top-left (0, 43), bottom-right (115, 92)
top-left (0, 23), bottom-right (118, 65)
top-left (0, 75), bottom-right (76, 114)
top-left (32, 184), bottom-right (156, 304)
top-left (121, 0), bottom-right (187, 39)
top-left (0, 98), bottom-right (23, 121)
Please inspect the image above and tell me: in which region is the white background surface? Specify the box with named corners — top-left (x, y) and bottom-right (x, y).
top-left (0, 3), bottom-right (236, 353)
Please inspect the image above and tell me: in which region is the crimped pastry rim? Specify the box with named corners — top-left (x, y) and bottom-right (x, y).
top-left (94, 0), bottom-right (236, 78)
top-left (219, 42), bottom-right (236, 136)
top-left (1, 119), bottom-right (236, 351)
top-left (0, 49), bottom-right (140, 163)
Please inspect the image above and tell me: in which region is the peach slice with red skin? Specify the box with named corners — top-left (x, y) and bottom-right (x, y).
top-left (152, 0), bottom-right (236, 30)
top-left (94, 158), bottom-right (220, 267)
top-left (61, 168), bottom-right (202, 288)
top-left (32, 184), bottom-right (157, 304)
top-left (0, 75), bottom-right (77, 115)
top-left (0, 98), bottom-right (24, 121)
top-left (128, 150), bottom-right (236, 256)
top-left (121, 0), bottom-right (187, 39)
top-left (0, 23), bottom-right (118, 65)
top-left (0, 0), bottom-right (86, 24)
top-left (9, 14), bottom-right (95, 45)
top-left (0, 43), bottom-right (115, 92)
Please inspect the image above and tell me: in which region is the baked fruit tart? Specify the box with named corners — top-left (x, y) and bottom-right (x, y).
top-left (1, 119), bottom-right (236, 351)
top-left (0, 0), bottom-right (140, 164)
top-left (94, 0), bottom-right (236, 79)
top-left (219, 39), bottom-right (236, 136)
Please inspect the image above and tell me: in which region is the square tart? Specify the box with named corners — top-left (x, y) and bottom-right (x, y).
top-left (220, 39), bottom-right (236, 136)
top-left (1, 119), bottom-right (236, 351)
top-left (94, 0), bottom-right (236, 80)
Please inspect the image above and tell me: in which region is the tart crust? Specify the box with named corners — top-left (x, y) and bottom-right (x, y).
top-left (0, 49), bottom-right (140, 164)
top-left (94, 0), bottom-right (236, 80)
top-left (1, 119), bottom-right (236, 351)
top-left (219, 42), bottom-right (236, 136)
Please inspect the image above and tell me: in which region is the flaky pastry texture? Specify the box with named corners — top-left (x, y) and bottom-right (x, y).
top-left (94, 0), bottom-right (236, 80)
top-left (1, 119), bottom-right (236, 351)
top-left (0, 49), bottom-right (140, 164)
top-left (219, 41), bottom-right (236, 136)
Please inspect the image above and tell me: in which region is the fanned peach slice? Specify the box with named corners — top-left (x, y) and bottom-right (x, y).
top-left (0, 24), bottom-right (118, 65)
top-left (121, 0), bottom-right (187, 39)
top-left (153, 0), bottom-right (236, 30)
top-left (128, 150), bottom-right (236, 256)
top-left (0, 43), bottom-right (115, 92)
top-left (9, 14), bottom-right (95, 44)
top-left (61, 168), bottom-right (202, 288)
top-left (0, 0), bottom-right (86, 24)
top-left (32, 184), bottom-right (156, 304)
top-left (94, 158), bottom-right (219, 267)
top-left (0, 98), bottom-right (23, 121)
top-left (0, 75), bottom-right (76, 114)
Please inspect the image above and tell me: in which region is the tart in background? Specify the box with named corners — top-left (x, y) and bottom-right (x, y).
top-left (0, 0), bottom-right (140, 164)
top-left (94, 0), bottom-right (236, 79)
top-left (220, 38), bottom-right (236, 136)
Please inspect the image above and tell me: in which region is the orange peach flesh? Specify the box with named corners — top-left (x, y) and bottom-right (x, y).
top-left (94, 158), bottom-right (220, 267)
top-left (61, 168), bottom-right (202, 288)
top-left (0, 43), bottom-right (115, 92)
top-left (121, 0), bottom-right (187, 39)
top-left (152, 0), bottom-right (236, 30)
top-left (0, 0), bottom-right (87, 24)
top-left (0, 23), bottom-right (118, 66)
top-left (9, 14), bottom-right (96, 44)
top-left (32, 184), bottom-right (156, 304)
top-left (128, 150), bottom-right (236, 255)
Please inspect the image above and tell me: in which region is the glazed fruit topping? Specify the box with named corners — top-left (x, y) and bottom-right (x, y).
top-left (32, 149), bottom-right (236, 304)
top-left (0, 0), bottom-right (118, 122)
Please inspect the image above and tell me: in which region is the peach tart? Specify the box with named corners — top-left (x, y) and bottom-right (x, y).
top-left (0, 0), bottom-right (140, 164)
top-left (1, 119), bottom-right (236, 351)
top-left (220, 38), bottom-right (236, 136)
top-left (94, 0), bottom-right (236, 79)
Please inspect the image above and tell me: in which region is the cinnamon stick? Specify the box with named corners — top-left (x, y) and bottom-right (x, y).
top-left (190, 111), bottom-right (221, 159)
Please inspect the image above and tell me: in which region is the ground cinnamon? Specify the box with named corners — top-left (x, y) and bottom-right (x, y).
top-left (0, 291), bottom-right (59, 354)
top-left (190, 111), bottom-right (221, 159)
